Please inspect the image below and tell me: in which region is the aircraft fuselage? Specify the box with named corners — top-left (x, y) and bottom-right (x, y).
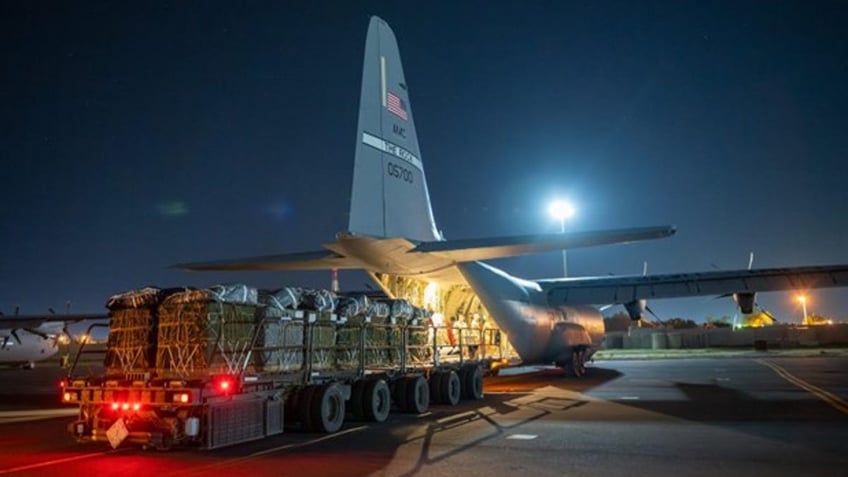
top-left (0, 325), bottom-right (61, 367)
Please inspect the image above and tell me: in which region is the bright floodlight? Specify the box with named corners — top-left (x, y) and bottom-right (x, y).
top-left (548, 199), bottom-right (575, 277)
top-left (548, 200), bottom-right (576, 221)
top-left (797, 294), bottom-right (808, 325)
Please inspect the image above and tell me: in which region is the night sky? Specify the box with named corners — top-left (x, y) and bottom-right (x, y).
top-left (2, 1), bottom-right (847, 323)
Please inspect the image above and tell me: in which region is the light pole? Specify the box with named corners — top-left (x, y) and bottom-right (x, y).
top-left (548, 200), bottom-right (575, 277)
top-left (798, 295), bottom-right (808, 325)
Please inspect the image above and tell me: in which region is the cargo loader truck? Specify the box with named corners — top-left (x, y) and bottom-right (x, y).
top-left (61, 284), bottom-right (510, 450)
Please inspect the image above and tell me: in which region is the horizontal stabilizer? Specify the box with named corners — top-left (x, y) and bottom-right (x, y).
top-left (539, 264), bottom-right (848, 305)
top-left (413, 226), bottom-right (676, 263)
top-left (174, 250), bottom-right (362, 272)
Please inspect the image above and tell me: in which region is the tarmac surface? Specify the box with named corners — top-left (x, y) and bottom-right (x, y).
top-left (1, 354), bottom-right (846, 477)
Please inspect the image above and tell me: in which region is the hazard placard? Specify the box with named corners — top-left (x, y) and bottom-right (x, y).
top-left (106, 418), bottom-right (129, 449)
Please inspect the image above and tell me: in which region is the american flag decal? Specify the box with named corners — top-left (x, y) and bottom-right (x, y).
top-left (386, 91), bottom-right (408, 121)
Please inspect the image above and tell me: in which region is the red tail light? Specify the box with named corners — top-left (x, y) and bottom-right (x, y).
top-left (214, 375), bottom-right (236, 394)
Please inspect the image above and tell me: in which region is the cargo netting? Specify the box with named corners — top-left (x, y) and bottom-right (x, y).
top-left (101, 284), bottom-right (504, 379)
top-left (104, 287), bottom-right (165, 375)
top-left (156, 285), bottom-right (259, 378)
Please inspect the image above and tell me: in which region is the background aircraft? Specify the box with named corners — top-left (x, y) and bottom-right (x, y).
top-left (0, 313), bottom-right (106, 368)
top-left (176, 17), bottom-right (848, 374)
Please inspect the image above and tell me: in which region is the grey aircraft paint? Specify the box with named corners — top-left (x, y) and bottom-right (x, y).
top-left (349, 16), bottom-right (440, 243)
top-left (177, 16), bottom-right (848, 369)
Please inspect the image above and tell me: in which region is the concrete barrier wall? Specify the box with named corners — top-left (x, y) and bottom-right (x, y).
top-left (816, 324), bottom-right (848, 345)
top-left (610, 324), bottom-right (848, 349)
top-left (604, 332), bottom-right (625, 349)
top-left (651, 332), bottom-right (668, 349)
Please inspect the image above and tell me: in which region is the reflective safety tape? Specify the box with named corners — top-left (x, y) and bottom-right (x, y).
top-left (362, 132), bottom-right (422, 171)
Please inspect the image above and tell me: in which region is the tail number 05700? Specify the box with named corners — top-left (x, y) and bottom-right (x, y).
top-left (387, 162), bottom-right (414, 184)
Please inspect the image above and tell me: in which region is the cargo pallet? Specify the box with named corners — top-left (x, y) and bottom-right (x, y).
top-left (62, 306), bottom-right (506, 450)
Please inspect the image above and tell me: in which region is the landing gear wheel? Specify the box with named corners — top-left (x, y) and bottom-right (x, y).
top-left (310, 383), bottom-right (345, 433)
top-left (363, 379), bottom-right (391, 422)
top-left (571, 350), bottom-right (586, 377)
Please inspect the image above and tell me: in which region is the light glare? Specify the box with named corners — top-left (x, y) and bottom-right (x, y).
top-left (548, 200), bottom-right (575, 221)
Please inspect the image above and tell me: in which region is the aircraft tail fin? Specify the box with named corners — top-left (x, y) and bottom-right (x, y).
top-left (348, 16), bottom-right (441, 242)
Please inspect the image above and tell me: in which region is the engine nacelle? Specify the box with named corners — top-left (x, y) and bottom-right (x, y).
top-left (624, 299), bottom-right (647, 321)
top-left (733, 292), bottom-right (756, 314)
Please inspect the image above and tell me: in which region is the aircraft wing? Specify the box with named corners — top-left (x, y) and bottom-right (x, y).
top-left (0, 314), bottom-right (109, 329)
top-left (414, 226), bottom-right (676, 263)
top-left (537, 264), bottom-right (848, 305)
top-left (175, 226), bottom-right (675, 272)
top-left (175, 249), bottom-right (364, 272)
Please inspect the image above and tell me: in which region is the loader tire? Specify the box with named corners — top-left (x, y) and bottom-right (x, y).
top-left (405, 376), bottom-right (429, 414)
top-left (349, 380), bottom-right (366, 421)
top-left (439, 370), bottom-right (461, 406)
top-left (461, 364), bottom-right (484, 400)
top-left (298, 385), bottom-right (318, 432)
top-left (428, 371), bottom-right (444, 404)
top-left (310, 383), bottom-right (345, 434)
top-left (363, 379), bottom-right (391, 423)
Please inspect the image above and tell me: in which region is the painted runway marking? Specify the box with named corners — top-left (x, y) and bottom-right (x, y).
top-left (757, 359), bottom-right (848, 415)
top-left (506, 434), bottom-right (538, 440)
top-left (165, 425), bottom-right (369, 477)
top-left (0, 408), bottom-right (78, 424)
top-left (0, 450), bottom-right (125, 475)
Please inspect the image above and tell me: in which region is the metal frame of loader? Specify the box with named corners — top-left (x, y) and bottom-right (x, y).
top-left (62, 310), bottom-right (507, 450)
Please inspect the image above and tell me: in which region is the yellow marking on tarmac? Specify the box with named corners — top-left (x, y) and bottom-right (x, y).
top-left (757, 359), bottom-right (848, 415)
